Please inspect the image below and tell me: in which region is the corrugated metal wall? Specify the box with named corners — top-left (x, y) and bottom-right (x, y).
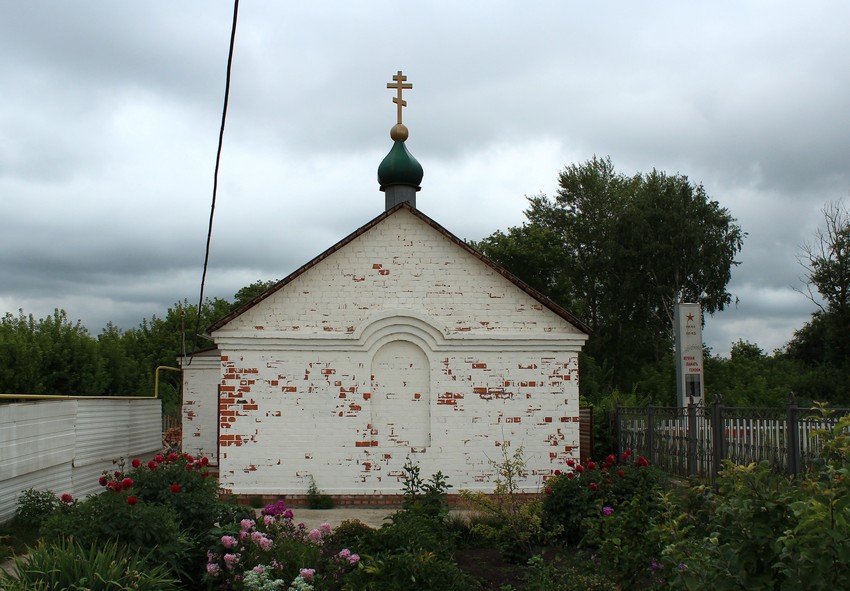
top-left (0, 399), bottom-right (162, 523)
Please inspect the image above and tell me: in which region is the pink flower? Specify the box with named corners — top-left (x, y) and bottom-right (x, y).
top-left (263, 514), bottom-right (275, 526)
top-left (60, 493), bottom-right (74, 504)
top-left (603, 506), bottom-right (615, 516)
top-left (240, 518), bottom-right (255, 531)
top-left (299, 568), bottom-right (316, 581)
top-left (320, 522), bottom-right (332, 534)
top-left (121, 477), bottom-right (133, 489)
top-left (221, 535), bottom-right (238, 549)
top-left (127, 495), bottom-right (138, 506)
top-left (223, 553), bottom-right (239, 570)
top-left (308, 528), bottom-right (323, 542)
top-left (170, 483), bottom-right (181, 493)
top-left (348, 553), bottom-right (360, 565)
top-left (256, 536), bottom-right (272, 552)
top-left (206, 563), bottom-right (220, 576)
top-left (131, 459), bottom-right (141, 468)
top-left (337, 549), bottom-right (351, 559)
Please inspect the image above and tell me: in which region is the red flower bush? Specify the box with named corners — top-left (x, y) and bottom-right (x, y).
top-left (60, 493), bottom-right (74, 504)
top-left (121, 477), bottom-right (134, 490)
top-left (170, 483), bottom-right (181, 494)
top-left (132, 459), bottom-right (141, 468)
top-left (127, 495), bottom-right (138, 506)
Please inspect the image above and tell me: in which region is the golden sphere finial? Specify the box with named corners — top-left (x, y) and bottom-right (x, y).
top-left (390, 123), bottom-right (409, 142)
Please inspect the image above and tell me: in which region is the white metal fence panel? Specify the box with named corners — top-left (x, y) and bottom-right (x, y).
top-left (0, 398), bottom-right (162, 523)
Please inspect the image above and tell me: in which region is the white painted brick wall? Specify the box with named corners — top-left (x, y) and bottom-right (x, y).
top-left (210, 208), bottom-right (586, 496)
top-left (180, 351), bottom-right (221, 465)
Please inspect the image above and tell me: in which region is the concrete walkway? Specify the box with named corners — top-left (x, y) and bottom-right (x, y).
top-left (273, 506), bottom-right (396, 530)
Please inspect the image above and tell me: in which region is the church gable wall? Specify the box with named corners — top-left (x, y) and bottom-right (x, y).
top-left (216, 209), bottom-right (582, 339)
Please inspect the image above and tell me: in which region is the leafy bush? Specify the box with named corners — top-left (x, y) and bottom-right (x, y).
top-left (0, 537), bottom-right (178, 590)
top-left (775, 409), bottom-right (850, 589)
top-left (326, 518), bottom-right (375, 551)
top-left (344, 549), bottom-right (480, 591)
top-left (400, 459), bottom-right (452, 519)
top-left (541, 450), bottom-right (666, 543)
top-left (127, 452), bottom-right (219, 535)
top-left (39, 488), bottom-right (188, 575)
top-left (501, 554), bottom-right (617, 591)
top-left (205, 501), bottom-right (360, 590)
top-left (14, 488), bottom-right (58, 527)
top-left (582, 496), bottom-right (666, 588)
top-left (307, 475), bottom-right (335, 510)
top-left (460, 444), bottom-right (552, 562)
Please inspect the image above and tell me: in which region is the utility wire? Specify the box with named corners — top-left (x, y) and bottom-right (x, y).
top-left (194, 0), bottom-right (240, 353)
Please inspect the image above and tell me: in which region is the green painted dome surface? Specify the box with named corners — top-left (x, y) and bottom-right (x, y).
top-left (377, 140), bottom-right (423, 189)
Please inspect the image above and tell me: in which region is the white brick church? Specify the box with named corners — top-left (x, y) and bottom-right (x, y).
top-left (180, 73), bottom-right (588, 500)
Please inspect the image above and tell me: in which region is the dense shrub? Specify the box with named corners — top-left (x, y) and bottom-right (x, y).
top-left (40, 488), bottom-right (188, 577)
top-left (344, 549), bottom-right (481, 591)
top-left (205, 501), bottom-right (360, 590)
top-left (461, 445), bottom-right (552, 562)
top-left (14, 488), bottom-right (58, 527)
top-left (541, 450), bottom-right (667, 543)
top-left (0, 537), bottom-right (178, 590)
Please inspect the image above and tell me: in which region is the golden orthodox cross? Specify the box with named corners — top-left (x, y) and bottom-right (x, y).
top-left (387, 70), bottom-right (412, 125)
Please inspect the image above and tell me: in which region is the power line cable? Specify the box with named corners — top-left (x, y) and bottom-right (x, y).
top-left (193, 0), bottom-right (240, 354)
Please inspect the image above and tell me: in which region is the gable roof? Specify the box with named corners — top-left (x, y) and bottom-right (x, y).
top-left (207, 203), bottom-right (590, 335)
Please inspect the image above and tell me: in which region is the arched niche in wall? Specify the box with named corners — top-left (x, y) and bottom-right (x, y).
top-left (370, 339), bottom-right (431, 448)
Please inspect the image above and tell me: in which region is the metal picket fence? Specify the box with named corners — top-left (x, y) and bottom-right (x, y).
top-left (616, 399), bottom-right (850, 484)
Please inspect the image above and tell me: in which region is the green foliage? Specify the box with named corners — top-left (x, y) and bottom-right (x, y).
top-left (307, 475), bottom-right (335, 510)
top-left (14, 487), bottom-right (58, 527)
top-left (345, 550), bottom-right (480, 591)
top-left (460, 444), bottom-right (551, 562)
top-left (326, 518), bottom-right (375, 551)
top-left (205, 505), bottom-right (359, 591)
top-left (477, 156), bottom-right (744, 392)
top-left (0, 309), bottom-right (104, 394)
top-left (500, 554), bottom-right (617, 591)
top-left (127, 453), bottom-right (220, 536)
top-left (400, 459), bottom-right (452, 519)
top-left (583, 495), bottom-right (666, 588)
top-left (0, 537), bottom-right (178, 591)
top-left (232, 279), bottom-right (279, 309)
top-left (39, 487), bottom-right (188, 576)
top-left (542, 451), bottom-right (666, 544)
top-left (774, 406), bottom-right (850, 588)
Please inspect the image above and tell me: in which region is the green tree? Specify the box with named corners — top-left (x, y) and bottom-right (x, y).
top-left (787, 199), bottom-right (850, 403)
top-left (477, 156), bottom-right (744, 395)
top-left (0, 309), bottom-right (104, 395)
top-left (231, 279), bottom-right (279, 310)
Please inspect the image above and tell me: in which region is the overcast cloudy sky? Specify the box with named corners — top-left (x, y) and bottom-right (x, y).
top-left (2, 2), bottom-right (849, 357)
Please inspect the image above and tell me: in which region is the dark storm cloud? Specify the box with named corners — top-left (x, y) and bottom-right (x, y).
top-left (2, 1), bottom-right (850, 356)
